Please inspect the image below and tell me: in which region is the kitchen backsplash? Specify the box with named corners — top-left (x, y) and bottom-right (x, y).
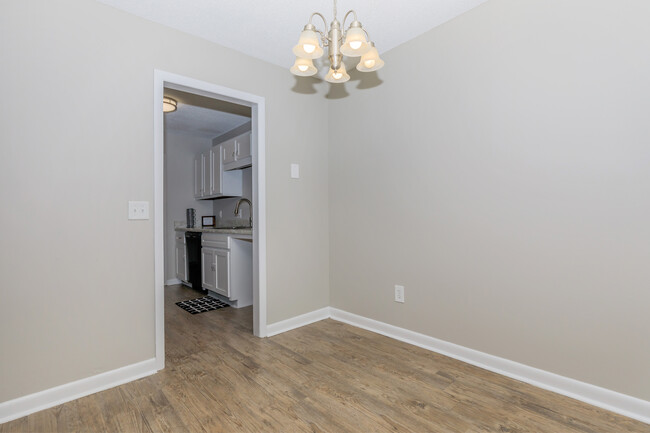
top-left (213, 166), bottom-right (253, 226)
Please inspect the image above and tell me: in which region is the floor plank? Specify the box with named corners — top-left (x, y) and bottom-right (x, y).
top-left (1, 284), bottom-right (648, 432)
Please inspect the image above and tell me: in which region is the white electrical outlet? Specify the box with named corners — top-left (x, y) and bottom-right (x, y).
top-left (394, 285), bottom-right (405, 303)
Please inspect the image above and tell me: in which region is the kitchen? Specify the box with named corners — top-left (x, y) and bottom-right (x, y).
top-left (163, 88), bottom-right (254, 321)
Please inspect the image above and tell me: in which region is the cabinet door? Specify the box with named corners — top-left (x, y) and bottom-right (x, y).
top-left (210, 146), bottom-right (222, 195)
top-left (201, 248), bottom-right (216, 291)
top-left (175, 238), bottom-right (187, 282)
top-left (214, 249), bottom-right (230, 297)
top-left (201, 152), bottom-right (210, 198)
top-left (222, 139), bottom-right (237, 166)
top-left (235, 132), bottom-right (252, 161)
top-left (193, 155), bottom-right (203, 198)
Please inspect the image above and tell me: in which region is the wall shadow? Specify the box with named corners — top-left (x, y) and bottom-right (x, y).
top-left (325, 83), bottom-right (350, 99)
top-left (349, 68), bottom-right (383, 90)
top-left (290, 66), bottom-right (384, 98)
top-left (291, 76), bottom-right (321, 94)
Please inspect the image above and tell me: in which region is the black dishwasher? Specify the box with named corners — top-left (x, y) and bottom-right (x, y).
top-left (185, 231), bottom-right (205, 293)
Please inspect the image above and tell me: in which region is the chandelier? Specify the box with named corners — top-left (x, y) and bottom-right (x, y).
top-left (290, 0), bottom-right (385, 83)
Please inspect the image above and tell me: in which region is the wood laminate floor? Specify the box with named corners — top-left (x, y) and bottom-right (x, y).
top-left (2, 284), bottom-right (648, 432)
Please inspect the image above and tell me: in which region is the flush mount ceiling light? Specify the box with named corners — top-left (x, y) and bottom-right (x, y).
top-left (290, 0), bottom-right (385, 84)
top-left (163, 97), bottom-right (177, 113)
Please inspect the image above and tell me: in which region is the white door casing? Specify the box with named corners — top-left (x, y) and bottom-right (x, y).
top-left (154, 70), bottom-right (268, 372)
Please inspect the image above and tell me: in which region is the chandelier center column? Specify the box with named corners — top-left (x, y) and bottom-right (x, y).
top-left (328, 20), bottom-right (342, 71)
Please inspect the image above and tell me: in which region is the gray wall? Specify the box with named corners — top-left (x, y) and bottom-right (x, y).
top-left (164, 131), bottom-right (213, 282)
top-left (212, 168), bottom-right (253, 227)
top-left (0, 0), bottom-right (329, 403)
top-left (329, 0), bottom-right (650, 400)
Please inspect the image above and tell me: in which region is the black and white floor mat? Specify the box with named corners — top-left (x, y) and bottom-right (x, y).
top-left (175, 296), bottom-right (230, 315)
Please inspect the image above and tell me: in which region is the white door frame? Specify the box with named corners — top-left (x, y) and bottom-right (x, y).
top-left (153, 70), bottom-right (267, 370)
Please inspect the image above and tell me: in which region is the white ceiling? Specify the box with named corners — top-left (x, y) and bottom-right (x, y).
top-left (97, 0), bottom-right (488, 68)
top-left (164, 89), bottom-right (251, 139)
top-left (164, 105), bottom-right (249, 139)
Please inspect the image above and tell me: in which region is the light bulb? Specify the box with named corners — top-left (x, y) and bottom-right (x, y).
top-left (350, 41), bottom-right (362, 50)
top-left (356, 42), bottom-right (384, 72)
top-left (290, 57), bottom-right (317, 76)
top-left (325, 65), bottom-right (350, 83)
top-left (303, 44), bottom-right (316, 54)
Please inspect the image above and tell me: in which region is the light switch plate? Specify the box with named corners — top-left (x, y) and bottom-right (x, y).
top-left (394, 285), bottom-right (405, 303)
top-left (128, 201), bottom-right (150, 220)
top-left (291, 163), bottom-right (300, 179)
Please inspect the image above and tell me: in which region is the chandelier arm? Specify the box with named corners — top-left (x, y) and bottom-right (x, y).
top-left (342, 10), bottom-right (358, 30)
top-left (309, 12), bottom-right (329, 34)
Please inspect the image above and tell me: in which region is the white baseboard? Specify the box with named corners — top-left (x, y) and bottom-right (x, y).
top-left (165, 278), bottom-right (182, 286)
top-left (329, 308), bottom-right (650, 425)
top-left (0, 358), bottom-right (158, 424)
top-left (4, 310), bottom-right (647, 426)
top-left (266, 307), bottom-right (331, 337)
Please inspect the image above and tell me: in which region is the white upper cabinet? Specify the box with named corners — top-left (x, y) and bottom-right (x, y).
top-left (193, 154), bottom-right (204, 199)
top-left (234, 132), bottom-right (252, 167)
top-left (222, 139), bottom-right (237, 166)
top-left (203, 150), bottom-right (212, 196)
top-left (222, 132), bottom-right (252, 171)
top-left (194, 144), bottom-right (242, 200)
top-left (209, 146), bottom-right (220, 196)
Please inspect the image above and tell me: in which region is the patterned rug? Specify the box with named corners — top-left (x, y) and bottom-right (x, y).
top-left (175, 296), bottom-right (230, 315)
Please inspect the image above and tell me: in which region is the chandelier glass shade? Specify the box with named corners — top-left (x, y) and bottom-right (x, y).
top-left (356, 42), bottom-right (384, 72)
top-left (325, 62), bottom-right (350, 83)
top-left (290, 0), bottom-right (384, 82)
top-left (290, 57), bottom-right (318, 76)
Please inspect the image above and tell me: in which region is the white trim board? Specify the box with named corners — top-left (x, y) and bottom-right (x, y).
top-left (266, 307), bottom-right (331, 337)
top-left (153, 69), bottom-right (268, 357)
top-left (165, 278), bottom-right (182, 286)
top-left (328, 308), bottom-right (650, 425)
top-left (0, 358), bottom-right (157, 424)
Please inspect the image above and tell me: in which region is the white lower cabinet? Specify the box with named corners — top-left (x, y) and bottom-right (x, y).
top-left (175, 234), bottom-right (187, 282)
top-left (214, 249), bottom-right (230, 297)
top-left (201, 247), bottom-right (230, 297)
top-left (201, 233), bottom-right (252, 308)
top-left (201, 247), bottom-right (217, 292)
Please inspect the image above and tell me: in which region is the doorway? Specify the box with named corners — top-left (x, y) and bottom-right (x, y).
top-left (153, 70), bottom-right (267, 371)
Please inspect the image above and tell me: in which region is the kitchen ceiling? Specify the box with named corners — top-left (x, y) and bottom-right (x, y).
top-left (96, 0), bottom-right (488, 68)
top-left (164, 88), bottom-right (251, 139)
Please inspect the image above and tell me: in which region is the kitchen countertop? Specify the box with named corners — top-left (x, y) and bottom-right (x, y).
top-left (175, 226), bottom-right (253, 237)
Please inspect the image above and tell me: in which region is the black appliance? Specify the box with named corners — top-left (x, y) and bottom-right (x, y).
top-left (185, 231), bottom-right (205, 293)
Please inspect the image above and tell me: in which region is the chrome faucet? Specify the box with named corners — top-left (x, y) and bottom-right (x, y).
top-left (234, 198), bottom-right (252, 228)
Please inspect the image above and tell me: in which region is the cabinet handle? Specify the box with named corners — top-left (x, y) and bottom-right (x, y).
top-left (211, 264), bottom-right (216, 271)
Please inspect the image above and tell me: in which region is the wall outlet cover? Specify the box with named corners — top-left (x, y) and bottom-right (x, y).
top-left (128, 201), bottom-right (150, 220)
top-left (291, 163), bottom-right (300, 179)
top-left (395, 285), bottom-right (405, 303)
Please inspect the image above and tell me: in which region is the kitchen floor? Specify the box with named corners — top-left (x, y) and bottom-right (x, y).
top-left (2, 284), bottom-right (647, 432)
